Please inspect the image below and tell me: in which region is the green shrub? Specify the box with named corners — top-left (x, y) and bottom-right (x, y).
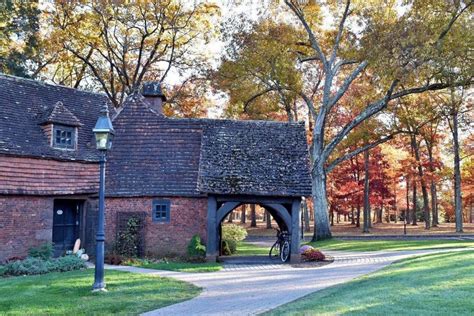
top-left (221, 239), bottom-right (237, 255)
top-left (187, 235), bottom-right (206, 258)
top-left (2, 256), bottom-right (86, 276)
top-left (222, 224), bottom-right (247, 242)
top-left (52, 256), bottom-right (87, 272)
top-left (0, 266), bottom-right (6, 276)
top-left (5, 257), bottom-right (49, 276)
top-left (28, 243), bottom-right (53, 260)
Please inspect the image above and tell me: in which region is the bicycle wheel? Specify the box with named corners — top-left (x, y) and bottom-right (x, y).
top-left (269, 242), bottom-right (280, 260)
top-left (280, 241), bottom-right (290, 262)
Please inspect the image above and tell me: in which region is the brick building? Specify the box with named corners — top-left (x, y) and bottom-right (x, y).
top-left (0, 74), bottom-right (312, 263)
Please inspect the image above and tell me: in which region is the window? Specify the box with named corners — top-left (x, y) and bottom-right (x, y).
top-left (152, 200), bottom-right (170, 222)
top-left (53, 125), bottom-right (75, 149)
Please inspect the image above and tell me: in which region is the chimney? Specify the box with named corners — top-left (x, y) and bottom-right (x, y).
top-left (142, 82), bottom-right (167, 115)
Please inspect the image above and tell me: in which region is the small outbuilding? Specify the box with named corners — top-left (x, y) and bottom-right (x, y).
top-left (0, 75), bottom-right (312, 262)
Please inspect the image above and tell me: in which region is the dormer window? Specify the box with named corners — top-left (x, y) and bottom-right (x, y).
top-left (39, 101), bottom-right (82, 151)
top-left (53, 125), bottom-right (76, 149)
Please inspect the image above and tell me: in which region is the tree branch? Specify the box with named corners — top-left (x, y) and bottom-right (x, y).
top-left (436, 1), bottom-right (472, 48)
top-left (329, 0), bottom-right (351, 66)
top-left (285, 0), bottom-right (328, 69)
top-left (328, 60), bottom-right (368, 108)
top-left (321, 79), bottom-right (399, 164)
top-left (327, 130), bottom-right (407, 173)
top-left (243, 87), bottom-right (276, 111)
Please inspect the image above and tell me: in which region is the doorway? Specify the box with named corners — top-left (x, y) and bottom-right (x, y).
top-left (52, 200), bottom-right (83, 256)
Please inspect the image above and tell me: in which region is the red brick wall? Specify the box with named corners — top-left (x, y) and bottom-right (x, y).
top-left (0, 155), bottom-right (99, 195)
top-left (105, 197), bottom-right (208, 256)
top-left (0, 196), bottom-right (53, 262)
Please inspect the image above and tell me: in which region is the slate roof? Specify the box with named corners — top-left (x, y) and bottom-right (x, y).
top-left (0, 74), bottom-right (108, 161)
top-left (106, 94), bottom-right (312, 197)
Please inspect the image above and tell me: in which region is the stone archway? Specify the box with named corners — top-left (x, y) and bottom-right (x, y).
top-left (206, 195), bottom-right (301, 263)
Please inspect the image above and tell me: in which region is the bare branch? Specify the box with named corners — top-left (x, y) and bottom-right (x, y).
top-left (329, 0), bottom-right (351, 66)
top-left (328, 60), bottom-right (368, 108)
top-left (285, 0), bottom-right (328, 69)
top-left (326, 133), bottom-right (397, 173)
top-left (321, 79), bottom-right (399, 163)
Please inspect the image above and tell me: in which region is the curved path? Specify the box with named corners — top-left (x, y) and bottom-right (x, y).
top-left (106, 248), bottom-right (470, 316)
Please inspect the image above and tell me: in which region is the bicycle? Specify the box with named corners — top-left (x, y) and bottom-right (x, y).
top-left (269, 229), bottom-right (290, 262)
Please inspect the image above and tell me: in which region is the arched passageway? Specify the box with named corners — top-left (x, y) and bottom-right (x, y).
top-left (206, 195), bottom-right (301, 262)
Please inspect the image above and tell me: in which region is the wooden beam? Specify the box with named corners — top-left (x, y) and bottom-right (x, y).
top-left (215, 195), bottom-right (294, 205)
top-left (216, 201), bottom-right (242, 224)
top-left (206, 196), bottom-right (218, 262)
top-left (262, 203), bottom-right (292, 233)
top-left (290, 198), bottom-right (301, 263)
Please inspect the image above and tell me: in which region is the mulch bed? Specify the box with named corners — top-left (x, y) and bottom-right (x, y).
top-left (291, 255), bottom-right (334, 268)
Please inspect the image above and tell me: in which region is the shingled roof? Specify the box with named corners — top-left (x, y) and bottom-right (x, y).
top-left (0, 74), bottom-right (108, 161)
top-left (198, 120), bottom-right (312, 196)
top-left (106, 94), bottom-right (312, 197)
top-left (39, 101), bottom-right (83, 127)
top-left (105, 94), bottom-right (203, 197)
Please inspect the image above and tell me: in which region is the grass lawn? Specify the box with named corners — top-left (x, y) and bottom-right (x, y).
top-left (310, 238), bottom-right (474, 252)
top-left (265, 250), bottom-right (474, 315)
top-left (132, 261), bottom-right (222, 273)
top-left (0, 269), bottom-right (200, 315)
top-left (235, 241), bottom-right (270, 256)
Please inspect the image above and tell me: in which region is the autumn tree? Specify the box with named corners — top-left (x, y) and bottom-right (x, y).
top-left (43, 0), bottom-right (218, 107)
top-left (282, 0), bottom-right (473, 240)
top-left (214, 20), bottom-right (305, 121)
top-left (0, 0), bottom-right (47, 77)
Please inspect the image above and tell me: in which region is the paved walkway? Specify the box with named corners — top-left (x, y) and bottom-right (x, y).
top-left (105, 248), bottom-right (470, 315)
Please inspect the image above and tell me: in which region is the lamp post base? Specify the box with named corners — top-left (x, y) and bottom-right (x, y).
top-left (92, 282), bottom-right (107, 293)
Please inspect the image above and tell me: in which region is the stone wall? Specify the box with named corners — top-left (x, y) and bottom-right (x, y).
top-left (0, 196), bottom-right (53, 262)
top-left (104, 197), bottom-right (208, 257)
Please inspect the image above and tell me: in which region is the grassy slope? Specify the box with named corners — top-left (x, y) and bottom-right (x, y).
top-left (135, 261), bottom-right (222, 272)
top-left (0, 269), bottom-right (200, 315)
top-left (310, 239), bottom-right (474, 252)
top-left (266, 250), bottom-right (474, 316)
top-left (236, 239), bottom-right (474, 257)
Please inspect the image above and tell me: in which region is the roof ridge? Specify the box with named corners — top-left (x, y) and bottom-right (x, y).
top-left (0, 73), bottom-right (105, 97)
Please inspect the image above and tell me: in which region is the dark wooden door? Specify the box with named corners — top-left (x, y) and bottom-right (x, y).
top-left (53, 200), bottom-right (81, 256)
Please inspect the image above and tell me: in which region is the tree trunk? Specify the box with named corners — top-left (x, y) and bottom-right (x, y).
top-left (265, 211), bottom-right (272, 229)
top-left (452, 109), bottom-right (463, 232)
top-left (250, 204), bottom-right (257, 227)
top-left (241, 205), bottom-right (246, 224)
top-left (377, 209), bottom-right (383, 224)
top-left (302, 198), bottom-right (311, 232)
top-left (406, 175), bottom-right (410, 224)
top-left (393, 179), bottom-right (397, 223)
top-left (330, 205), bottom-right (334, 226)
top-left (311, 166), bottom-right (332, 241)
top-left (412, 180), bottom-right (418, 226)
top-left (411, 135), bottom-right (430, 229)
top-left (227, 212), bottom-right (233, 223)
top-left (426, 147), bottom-right (439, 227)
top-left (356, 204), bottom-right (361, 227)
top-left (363, 149), bottom-right (370, 233)
top-left (351, 206), bottom-right (355, 225)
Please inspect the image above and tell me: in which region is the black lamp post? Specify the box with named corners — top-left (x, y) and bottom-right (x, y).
top-left (92, 103), bottom-right (114, 292)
